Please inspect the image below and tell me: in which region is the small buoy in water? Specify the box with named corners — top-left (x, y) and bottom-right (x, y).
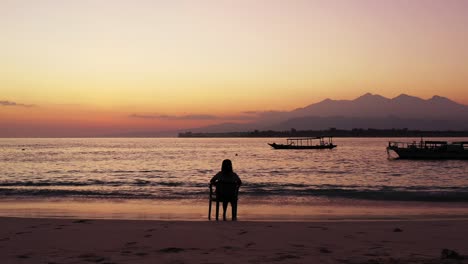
top-left (235, 153), bottom-right (238, 156)
top-left (22, 149), bottom-right (25, 151)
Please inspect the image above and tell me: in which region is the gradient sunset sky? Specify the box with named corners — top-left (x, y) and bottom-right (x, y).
top-left (1, 0), bottom-right (468, 137)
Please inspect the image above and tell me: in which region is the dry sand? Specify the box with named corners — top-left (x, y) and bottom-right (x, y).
top-left (1, 217), bottom-right (467, 264)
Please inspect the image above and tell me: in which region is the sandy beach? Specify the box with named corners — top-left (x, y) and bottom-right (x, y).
top-left (1, 217), bottom-right (467, 264)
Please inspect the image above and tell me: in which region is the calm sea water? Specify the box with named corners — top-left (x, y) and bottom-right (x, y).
top-left (1, 137), bottom-right (467, 205)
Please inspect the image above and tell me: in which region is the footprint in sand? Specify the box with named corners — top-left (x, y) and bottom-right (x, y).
top-left (319, 247), bottom-right (332, 254)
top-left (238, 230), bottom-right (248, 235)
top-left (16, 254), bottom-right (31, 259)
top-left (365, 252), bottom-right (390, 257)
top-left (73, 219), bottom-right (91, 224)
top-left (369, 245), bottom-right (383, 250)
top-left (15, 231), bottom-right (32, 235)
top-left (274, 253), bottom-right (301, 261)
top-left (77, 253), bottom-right (108, 263)
top-left (159, 247), bottom-right (185, 253)
top-left (307, 226), bottom-right (329, 231)
top-left (120, 250), bottom-right (132, 255)
top-left (291, 244), bottom-right (305, 248)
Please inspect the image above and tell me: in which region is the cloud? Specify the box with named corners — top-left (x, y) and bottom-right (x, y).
top-left (0, 100), bottom-right (35, 107)
top-left (129, 113), bottom-right (257, 121)
top-left (242, 111), bottom-right (259, 115)
top-left (129, 114), bottom-right (219, 120)
top-left (242, 110), bottom-right (287, 116)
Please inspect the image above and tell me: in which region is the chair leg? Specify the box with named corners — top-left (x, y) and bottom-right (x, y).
top-left (215, 200), bottom-right (219, 221)
top-left (208, 199), bottom-right (212, 220)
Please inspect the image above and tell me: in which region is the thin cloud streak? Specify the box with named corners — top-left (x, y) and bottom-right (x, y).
top-left (129, 113), bottom-right (256, 121)
top-left (0, 100), bottom-right (36, 107)
top-left (242, 111), bottom-right (260, 115)
top-left (130, 114), bottom-right (218, 120)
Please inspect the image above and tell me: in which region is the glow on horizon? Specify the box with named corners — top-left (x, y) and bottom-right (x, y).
top-left (1, 0), bottom-right (468, 136)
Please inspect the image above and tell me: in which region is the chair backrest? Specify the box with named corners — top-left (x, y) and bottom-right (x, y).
top-left (209, 184), bottom-right (217, 201)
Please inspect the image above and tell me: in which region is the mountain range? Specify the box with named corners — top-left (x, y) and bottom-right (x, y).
top-left (188, 93), bottom-right (468, 132)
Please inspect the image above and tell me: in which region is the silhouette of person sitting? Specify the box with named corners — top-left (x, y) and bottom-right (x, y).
top-left (210, 159), bottom-right (242, 221)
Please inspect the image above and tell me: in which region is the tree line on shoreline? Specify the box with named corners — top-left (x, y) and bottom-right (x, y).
top-left (178, 128), bottom-right (468, 138)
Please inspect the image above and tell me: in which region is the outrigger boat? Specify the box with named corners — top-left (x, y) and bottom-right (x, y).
top-left (268, 137), bottom-right (336, 150)
top-left (387, 139), bottom-right (468, 160)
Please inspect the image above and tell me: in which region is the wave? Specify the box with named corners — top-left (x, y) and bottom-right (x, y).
top-left (0, 188), bottom-right (150, 199)
top-left (0, 179), bottom-right (189, 187)
top-left (43, 169), bottom-right (167, 174)
top-left (243, 187), bottom-right (468, 202)
top-left (2, 182), bottom-right (468, 202)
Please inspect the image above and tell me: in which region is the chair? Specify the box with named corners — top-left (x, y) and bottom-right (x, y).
top-left (208, 183), bottom-right (219, 220)
top-left (208, 183), bottom-right (240, 221)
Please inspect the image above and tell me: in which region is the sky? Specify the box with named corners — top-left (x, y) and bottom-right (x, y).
top-left (1, 0), bottom-right (468, 137)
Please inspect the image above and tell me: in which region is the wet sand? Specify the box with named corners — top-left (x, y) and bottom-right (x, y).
top-left (2, 198), bottom-right (468, 221)
top-left (1, 217), bottom-right (467, 264)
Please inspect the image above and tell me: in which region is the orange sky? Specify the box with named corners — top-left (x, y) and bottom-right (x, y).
top-left (1, 0), bottom-right (468, 136)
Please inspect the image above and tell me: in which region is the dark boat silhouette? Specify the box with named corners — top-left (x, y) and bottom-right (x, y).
top-left (268, 137), bottom-right (336, 149)
top-left (387, 139), bottom-right (468, 160)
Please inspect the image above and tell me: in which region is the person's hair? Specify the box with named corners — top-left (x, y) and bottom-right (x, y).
top-left (221, 159), bottom-right (233, 173)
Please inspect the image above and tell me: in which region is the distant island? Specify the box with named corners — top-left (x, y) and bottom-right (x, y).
top-left (178, 128), bottom-right (468, 138)
top-left (182, 93), bottom-right (468, 135)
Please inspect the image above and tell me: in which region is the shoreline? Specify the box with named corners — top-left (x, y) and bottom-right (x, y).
top-left (1, 216), bottom-right (467, 263)
top-left (2, 198), bottom-right (468, 222)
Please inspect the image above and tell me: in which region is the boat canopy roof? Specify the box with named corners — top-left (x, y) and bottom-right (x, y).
top-left (286, 137), bottom-right (331, 141)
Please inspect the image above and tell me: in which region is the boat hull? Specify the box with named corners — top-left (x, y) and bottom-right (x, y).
top-left (388, 147), bottom-right (468, 160)
top-left (269, 143), bottom-right (336, 150)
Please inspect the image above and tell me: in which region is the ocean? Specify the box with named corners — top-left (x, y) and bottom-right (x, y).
top-left (1, 137), bottom-right (467, 220)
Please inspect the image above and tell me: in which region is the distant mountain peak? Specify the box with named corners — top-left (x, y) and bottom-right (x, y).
top-left (358, 92), bottom-right (374, 98)
top-left (392, 93), bottom-right (422, 102)
top-left (193, 92), bottom-right (468, 132)
top-left (430, 95), bottom-right (450, 101)
top-left (428, 95), bottom-right (463, 106)
top-left (394, 93), bottom-right (410, 98)
top-left (321, 98), bottom-right (333, 103)
top-left (355, 93), bottom-right (389, 102)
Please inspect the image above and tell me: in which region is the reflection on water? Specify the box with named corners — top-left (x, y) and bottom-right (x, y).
top-left (0, 137), bottom-right (467, 219)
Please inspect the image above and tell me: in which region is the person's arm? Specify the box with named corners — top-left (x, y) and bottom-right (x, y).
top-left (210, 173), bottom-right (219, 185)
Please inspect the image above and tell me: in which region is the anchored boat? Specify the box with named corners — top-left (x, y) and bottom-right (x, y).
top-left (268, 137), bottom-right (336, 150)
top-left (387, 139), bottom-right (468, 160)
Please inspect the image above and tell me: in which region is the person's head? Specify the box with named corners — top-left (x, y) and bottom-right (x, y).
top-left (221, 159), bottom-right (233, 173)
